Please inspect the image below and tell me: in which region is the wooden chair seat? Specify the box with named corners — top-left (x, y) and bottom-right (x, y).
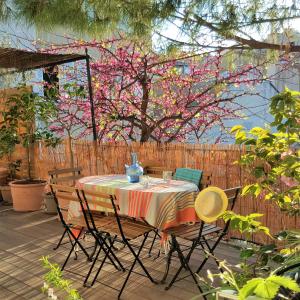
top-left (165, 223), bottom-right (222, 241)
top-left (103, 219), bottom-right (154, 240)
top-left (69, 214), bottom-right (115, 229)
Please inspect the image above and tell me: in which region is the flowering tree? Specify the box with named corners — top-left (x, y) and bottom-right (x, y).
top-left (46, 83), bottom-right (91, 167)
top-left (89, 39), bottom-right (269, 142)
top-left (43, 37), bottom-right (287, 142)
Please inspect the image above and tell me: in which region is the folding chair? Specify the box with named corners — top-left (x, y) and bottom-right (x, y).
top-left (49, 183), bottom-right (91, 270)
top-left (79, 187), bottom-right (157, 299)
top-left (144, 166), bottom-right (175, 178)
top-left (148, 170), bottom-right (211, 258)
top-left (173, 168), bottom-right (203, 188)
top-left (48, 167), bottom-right (83, 250)
top-left (162, 187), bottom-right (240, 295)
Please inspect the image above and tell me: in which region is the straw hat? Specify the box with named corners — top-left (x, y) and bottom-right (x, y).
top-left (195, 186), bottom-right (228, 223)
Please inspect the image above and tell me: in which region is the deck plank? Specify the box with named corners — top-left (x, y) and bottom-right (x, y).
top-left (0, 205), bottom-right (240, 299)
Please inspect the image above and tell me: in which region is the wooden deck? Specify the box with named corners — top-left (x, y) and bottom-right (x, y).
top-left (0, 204), bottom-right (240, 300)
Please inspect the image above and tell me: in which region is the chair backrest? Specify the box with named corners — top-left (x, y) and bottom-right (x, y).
top-left (173, 168), bottom-right (203, 187)
top-left (78, 188), bottom-right (115, 233)
top-left (48, 167), bottom-right (83, 186)
top-left (49, 184), bottom-right (80, 225)
top-left (79, 188), bottom-right (128, 241)
top-left (199, 172), bottom-right (212, 190)
top-left (195, 186), bottom-right (240, 240)
top-left (194, 187), bottom-right (229, 223)
top-left (223, 186), bottom-right (240, 211)
top-left (144, 166), bottom-right (174, 178)
top-left (220, 186), bottom-right (241, 235)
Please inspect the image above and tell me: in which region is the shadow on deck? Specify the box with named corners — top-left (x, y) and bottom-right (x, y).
top-left (0, 205), bottom-right (240, 300)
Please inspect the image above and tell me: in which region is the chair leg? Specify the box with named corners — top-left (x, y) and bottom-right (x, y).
top-left (166, 238), bottom-right (206, 299)
top-left (101, 235), bottom-right (124, 271)
top-left (118, 233), bottom-right (156, 299)
top-left (161, 241), bottom-right (175, 284)
top-left (69, 228), bottom-right (90, 260)
top-left (53, 227), bottom-right (67, 250)
top-left (196, 235), bottom-right (224, 274)
top-left (177, 246), bottom-right (206, 299)
top-left (84, 242), bottom-right (104, 286)
top-left (61, 228), bottom-right (89, 270)
top-left (91, 237), bottom-right (120, 286)
top-left (165, 238), bottom-right (196, 290)
top-left (89, 239), bottom-right (98, 260)
top-left (61, 237), bottom-right (77, 271)
top-left (101, 235), bottom-right (125, 272)
top-left (203, 237), bottom-right (223, 272)
top-left (148, 229), bottom-right (160, 257)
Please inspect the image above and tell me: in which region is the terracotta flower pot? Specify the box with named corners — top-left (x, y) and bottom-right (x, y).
top-left (0, 185), bottom-right (12, 203)
top-left (10, 180), bottom-right (47, 212)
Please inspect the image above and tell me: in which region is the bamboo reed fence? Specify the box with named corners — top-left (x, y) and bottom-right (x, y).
top-left (2, 139), bottom-right (299, 244)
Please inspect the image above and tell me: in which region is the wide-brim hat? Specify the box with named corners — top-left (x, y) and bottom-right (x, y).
top-left (195, 186), bottom-right (228, 223)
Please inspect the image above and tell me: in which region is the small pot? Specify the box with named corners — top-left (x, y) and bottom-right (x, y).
top-left (0, 185), bottom-right (12, 203)
top-left (10, 179), bottom-right (47, 212)
top-left (44, 192), bottom-right (57, 214)
top-left (216, 290), bottom-right (238, 300)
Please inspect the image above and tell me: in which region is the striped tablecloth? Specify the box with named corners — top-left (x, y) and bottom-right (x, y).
top-left (72, 174), bottom-right (199, 232)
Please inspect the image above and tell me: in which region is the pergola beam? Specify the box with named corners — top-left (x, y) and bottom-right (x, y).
top-left (0, 47), bottom-right (97, 141)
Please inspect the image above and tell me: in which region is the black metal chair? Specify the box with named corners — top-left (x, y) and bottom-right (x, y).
top-left (162, 187), bottom-right (241, 296)
top-left (78, 187), bottom-right (157, 299)
top-left (147, 171), bottom-right (212, 258)
top-left (48, 167), bottom-right (83, 250)
top-left (49, 183), bottom-right (91, 270)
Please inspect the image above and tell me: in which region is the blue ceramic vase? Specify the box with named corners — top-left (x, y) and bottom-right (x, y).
top-left (125, 153), bottom-right (143, 183)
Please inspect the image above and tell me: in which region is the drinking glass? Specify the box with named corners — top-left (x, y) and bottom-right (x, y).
top-left (163, 171), bottom-right (173, 184)
top-left (140, 175), bottom-right (150, 188)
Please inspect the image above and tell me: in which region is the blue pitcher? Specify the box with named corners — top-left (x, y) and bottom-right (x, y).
top-left (125, 153), bottom-right (143, 183)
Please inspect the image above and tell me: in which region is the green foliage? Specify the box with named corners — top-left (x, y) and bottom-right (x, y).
top-left (7, 159), bottom-right (21, 181)
top-left (239, 275), bottom-right (300, 300)
top-left (0, 125), bottom-right (19, 158)
top-left (41, 256), bottom-right (82, 300)
top-left (231, 88), bottom-right (300, 215)
top-left (201, 255), bottom-right (300, 300)
top-left (221, 211), bottom-right (271, 237)
top-left (201, 88), bottom-right (300, 299)
top-left (1, 87), bottom-right (60, 179)
top-left (5, 0), bottom-right (299, 52)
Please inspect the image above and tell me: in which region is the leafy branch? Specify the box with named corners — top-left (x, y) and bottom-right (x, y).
top-left (41, 256), bottom-right (82, 300)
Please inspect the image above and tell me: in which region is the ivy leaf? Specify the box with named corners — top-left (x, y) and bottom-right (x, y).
top-left (268, 276), bottom-right (300, 293)
top-left (239, 278), bottom-right (262, 300)
top-left (239, 276), bottom-right (300, 300)
top-left (253, 278), bottom-right (279, 299)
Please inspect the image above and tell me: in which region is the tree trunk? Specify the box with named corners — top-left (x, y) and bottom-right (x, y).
top-left (140, 75), bottom-right (150, 142)
top-left (26, 145), bottom-right (31, 180)
top-left (67, 133), bottom-right (74, 169)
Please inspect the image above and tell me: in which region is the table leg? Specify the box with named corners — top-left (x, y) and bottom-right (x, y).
top-left (160, 239), bottom-right (175, 284)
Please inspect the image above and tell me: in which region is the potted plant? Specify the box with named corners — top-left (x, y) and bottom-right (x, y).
top-left (2, 87), bottom-right (59, 211)
top-left (0, 124), bottom-right (21, 203)
top-left (0, 160), bottom-right (22, 204)
top-left (43, 188), bottom-right (57, 214)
